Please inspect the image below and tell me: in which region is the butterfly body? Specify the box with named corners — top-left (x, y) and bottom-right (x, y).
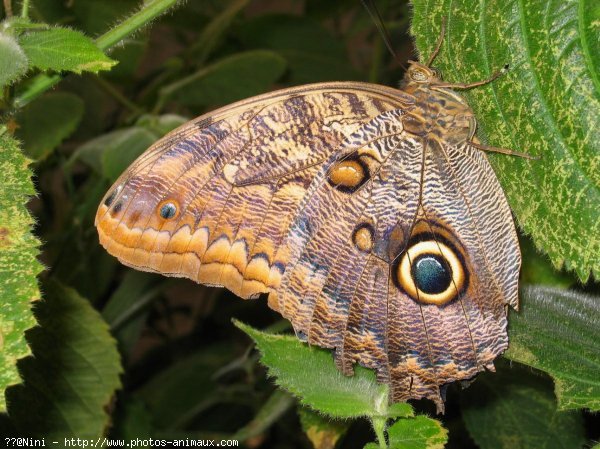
top-left (96, 62), bottom-right (520, 412)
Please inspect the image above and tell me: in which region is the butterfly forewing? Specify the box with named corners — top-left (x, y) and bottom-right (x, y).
top-left (96, 83), bottom-right (413, 297)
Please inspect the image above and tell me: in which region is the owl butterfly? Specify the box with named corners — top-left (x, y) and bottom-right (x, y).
top-left (95, 23), bottom-right (525, 413)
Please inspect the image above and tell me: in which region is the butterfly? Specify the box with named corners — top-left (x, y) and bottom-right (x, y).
top-left (95, 25), bottom-right (526, 413)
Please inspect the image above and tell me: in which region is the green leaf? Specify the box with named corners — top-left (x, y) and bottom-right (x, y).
top-left (233, 389), bottom-right (296, 442)
top-left (506, 285), bottom-right (600, 411)
top-left (14, 92), bottom-right (84, 160)
top-left (19, 27), bottom-right (117, 74)
top-left (113, 398), bottom-right (153, 440)
top-left (136, 113), bottom-right (189, 137)
top-left (0, 130), bottom-right (41, 413)
top-left (461, 362), bottom-right (585, 449)
top-left (160, 50), bottom-right (287, 109)
top-left (71, 114), bottom-right (188, 181)
top-left (0, 33), bottom-right (28, 87)
top-left (387, 416), bottom-right (448, 449)
top-left (411, 0), bottom-right (600, 281)
top-left (104, 38), bottom-right (147, 81)
top-left (235, 321), bottom-right (414, 420)
top-left (71, 127), bottom-right (155, 179)
top-left (298, 406), bottom-right (350, 449)
top-left (136, 344), bottom-right (234, 430)
top-left (387, 403), bottom-right (415, 419)
top-left (519, 235), bottom-right (574, 288)
top-left (71, 0), bottom-right (138, 36)
top-left (6, 280), bottom-right (123, 438)
top-left (190, 0), bottom-right (251, 63)
top-left (101, 128), bottom-right (159, 182)
top-left (102, 270), bottom-right (163, 356)
top-left (238, 14), bottom-right (360, 83)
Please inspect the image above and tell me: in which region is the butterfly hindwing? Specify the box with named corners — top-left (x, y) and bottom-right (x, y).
top-left (276, 134), bottom-right (520, 411)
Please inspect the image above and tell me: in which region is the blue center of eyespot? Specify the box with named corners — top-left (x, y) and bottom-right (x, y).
top-left (160, 203), bottom-right (177, 219)
top-left (411, 254), bottom-right (452, 294)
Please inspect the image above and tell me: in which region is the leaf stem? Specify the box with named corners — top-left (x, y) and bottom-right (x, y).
top-left (13, 74), bottom-right (61, 109)
top-left (93, 76), bottom-right (144, 117)
top-left (20, 0), bottom-right (28, 19)
top-left (12, 0), bottom-right (182, 108)
top-left (371, 387), bottom-right (390, 448)
top-left (371, 416), bottom-right (388, 449)
top-left (95, 0), bottom-right (181, 51)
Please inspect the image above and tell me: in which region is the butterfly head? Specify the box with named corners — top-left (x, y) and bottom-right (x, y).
top-left (402, 60), bottom-right (443, 86)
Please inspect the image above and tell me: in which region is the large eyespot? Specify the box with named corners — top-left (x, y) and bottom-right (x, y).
top-left (328, 158), bottom-right (369, 193)
top-left (158, 201), bottom-right (178, 220)
top-left (396, 239), bottom-right (465, 305)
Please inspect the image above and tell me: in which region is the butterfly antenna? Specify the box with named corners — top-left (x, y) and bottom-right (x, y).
top-left (426, 16), bottom-right (446, 67)
top-left (361, 0), bottom-right (407, 71)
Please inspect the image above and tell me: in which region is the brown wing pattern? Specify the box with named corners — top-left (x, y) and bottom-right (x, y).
top-left (96, 80), bottom-right (520, 413)
top-left (275, 134), bottom-right (520, 411)
top-left (96, 82), bottom-right (414, 299)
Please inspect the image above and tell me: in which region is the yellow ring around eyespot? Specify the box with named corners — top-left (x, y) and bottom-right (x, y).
top-left (398, 240), bottom-right (464, 305)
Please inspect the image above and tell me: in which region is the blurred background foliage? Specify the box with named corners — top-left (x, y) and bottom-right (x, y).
top-left (0, 0), bottom-right (598, 448)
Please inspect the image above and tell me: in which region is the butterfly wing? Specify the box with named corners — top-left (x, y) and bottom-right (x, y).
top-left (278, 135), bottom-right (520, 412)
top-left (96, 81), bottom-right (519, 412)
top-left (96, 82), bottom-right (415, 300)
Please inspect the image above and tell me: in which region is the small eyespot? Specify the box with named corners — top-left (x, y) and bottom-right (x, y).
top-left (159, 202), bottom-right (177, 219)
top-left (396, 239), bottom-right (466, 305)
top-left (104, 185), bottom-right (122, 207)
top-left (352, 223), bottom-right (374, 253)
top-left (112, 201), bottom-right (123, 214)
top-left (328, 158), bottom-right (369, 193)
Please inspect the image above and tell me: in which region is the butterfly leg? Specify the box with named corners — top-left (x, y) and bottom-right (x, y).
top-left (433, 65), bottom-right (509, 90)
top-left (468, 140), bottom-right (539, 160)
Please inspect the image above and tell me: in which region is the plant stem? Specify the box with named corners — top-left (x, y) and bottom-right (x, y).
top-left (13, 74), bottom-right (60, 109)
top-left (12, 0), bottom-right (181, 109)
top-left (372, 416), bottom-right (388, 449)
top-left (20, 0), bottom-right (28, 19)
top-left (93, 76), bottom-right (144, 116)
top-left (370, 387), bottom-right (391, 449)
top-left (95, 0), bottom-right (180, 51)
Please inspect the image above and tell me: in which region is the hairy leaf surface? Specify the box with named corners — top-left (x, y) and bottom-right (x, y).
top-left (461, 362), bottom-right (585, 449)
top-left (506, 285), bottom-right (600, 411)
top-left (19, 27), bottom-right (116, 74)
top-left (412, 0), bottom-right (600, 280)
top-left (0, 131), bottom-right (41, 412)
top-left (6, 281), bottom-right (122, 438)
